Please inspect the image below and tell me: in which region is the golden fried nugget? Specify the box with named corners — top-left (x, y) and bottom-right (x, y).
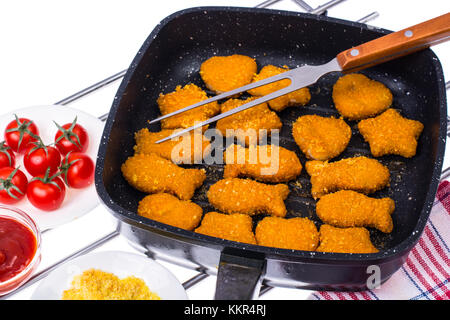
top-left (121, 153), bottom-right (206, 200)
top-left (316, 190), bottom-right (394, 233)
top-left (215, 97), bottom-right (282, 146)
top-left (223, 144), bottom-right (302, 182)
top-left (62, 269), bottom-right (160, 300)
top-left (137, 193), bottom-right (202, 231)
top-left (305, 156), bottom-right (390, 199)
top-left (199, 55), bottom-right (257, 94)
top-left (255, 217), bottom-right (319, 251)
top-left (332, 73), bottom-right (393, 120)
top-left (358, 108), bottom-right (424, 158)
top-left (317, 224), bottom-right (378, 254)
top-left (207, 178), bottom-right (290, 217)
top-left (247, 65), bottom-right (311, 111)
top-left (292, 115), bottom-right (351, 161)
top-left (195, 212), bottom-right (256, 245)
top-left (133, 128), bottom-right (211, 164)
top-left (157, 83), bottom-right (220, 129)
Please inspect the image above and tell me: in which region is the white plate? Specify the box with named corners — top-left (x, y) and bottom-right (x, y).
top-left (30, 251), bottom-right (188, 300)
top-left (0, 105), bottom-right (104, 230)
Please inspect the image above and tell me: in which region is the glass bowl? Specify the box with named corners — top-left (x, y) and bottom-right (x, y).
top-left (0, 205), bottom-right (41, 296)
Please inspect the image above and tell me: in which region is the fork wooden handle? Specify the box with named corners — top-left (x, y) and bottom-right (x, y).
top-left (337, 12), bottom-right (450, 72)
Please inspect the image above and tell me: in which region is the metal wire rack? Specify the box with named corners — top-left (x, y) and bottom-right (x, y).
top-left (2, 0), bottom-right (448, 300)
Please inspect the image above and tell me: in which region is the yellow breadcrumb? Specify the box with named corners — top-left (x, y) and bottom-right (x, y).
top-left (133, 128), bottom-right (211, 164)
top-left (200, 54), bottom-right (257, 94)
top-left (248, 65), bottom-right (311, 111)
top-left (223, 144), bottom-right (302, 182)
top-left (121, 153), bottom-right (206, 200)
top-left (138, 193), bottom-right (203, 231)
top-left (305, 156), bottom-right (390, 199)
top-left (62, 269), bottom-right (160, 300)
top-left (292, 115), bottom-right (351, 161)
top-left (157, 83), bottom-right (220, 129)
top-left (195, 212), bottom-right (256, 245)
top-left (316, 190), bottom-right (394, 233)
top-left (255, 216), bottom-right (319, 251)
top-left (215, 97), bottom-right (282, 146)
top-left (207, 178), bottom-right (290, 217)
top-left (317, 225), bottom-right (379, 254)
top-left (358, 108), bottom-right (424, 158)
top-left (332, 73), bottom-right (393, 120)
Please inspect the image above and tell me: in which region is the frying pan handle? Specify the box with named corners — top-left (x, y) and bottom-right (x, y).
top-left (214, 251), bottom-right (266, 300)
top-left (336, 12), bottom-right (450, 72)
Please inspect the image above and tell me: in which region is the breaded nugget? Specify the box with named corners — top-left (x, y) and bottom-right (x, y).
top-left (358, 108), bottom-right (424, 158)
top-left (223, 144), bottom-right (302, 182)
top-left (195, 212), bottom-right (256, 245)
top-left (199, 54), bottom-right (257, 94)
top-left (207, 178), bottom-right (290, 217)
top-left (137, 193), bottom-right (202, 230)
top-left (292, 115), bottom-right (351, 160)
top-left (316, 190), bottom-right (394, 233)
top-left (332, 73), bottom-right (393, 120)
top-left (157, 83), bottom-right (220, 129)
top-left (215, 97), bottom-right (282, 146)
top-left (134, 128), bottom-right (211, 164)
top-left (317, 224), bottom-right (379, 254)
top-left (305, 156), bottom-right (390, 199)
top-left (247, 65), bottom-right (311, 111)
top-left (121, 153), bottom-right (206, 200)
top-left (255, 217), bottom-right (319, 251)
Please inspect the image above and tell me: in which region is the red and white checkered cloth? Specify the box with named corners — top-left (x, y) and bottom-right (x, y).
top-left (310, 181), bottom-right (450, 300)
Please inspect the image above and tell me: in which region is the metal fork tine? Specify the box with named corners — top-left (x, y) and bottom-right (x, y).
top-left (155, 86), bottom-right (295, 143)
top-left (148, 70), bottom-right (295, 124)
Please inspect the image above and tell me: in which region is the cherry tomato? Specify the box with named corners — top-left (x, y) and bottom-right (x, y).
top-left (0, 142), bottom-right (15, 169)
top-left (27, 170), bottom-right (66, 211)
top-left (0, 167), bottom-right (28, 204)
top-left (59, 152), bottom-right (94, 189)
top-left (54, 117), bottom-right (89, 155)
top-left (4, 115), bottom-right (39, 153)
top-left (23, 142), bottom-right (61, 177)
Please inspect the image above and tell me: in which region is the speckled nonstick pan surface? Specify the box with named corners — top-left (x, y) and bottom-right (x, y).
top-left (95, 7), bottom-right (447, 294)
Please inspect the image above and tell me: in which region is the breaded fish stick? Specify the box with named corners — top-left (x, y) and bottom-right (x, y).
top-left (292, 115), bottom-right (351, 161)
top-left (134, 128), bottom-right (211, 164)
top-left (207, 178), bottom-right (290, 217)
top-left (255, 216), bottom-right (319, 251)
top-left (332, 73), bottom-right (393, 120)
top-left (200, 55), bottom-right (257, 94)
top-left (358, 108), bottom-right (424, 158)
top-left (223, 144), bottom-right (302, 183)
top-left (216, 97), bottom-right (282, 146)
top-left (157, 83), bottom-right (220, 129)
top-left (305, 156), bottom-right (390, 199)
top-left (248, 65), bottom-right (311, 112)
top-left (121, 153), bottom-right (206, 200)
top-left (316, 190), bottom-right (394, 233)
top-left (195, 212), bottom-right (256, 245)
top-left (317, 224), bottom-right (379, 254)
top-left (137, 193), bottom-right (202, 231)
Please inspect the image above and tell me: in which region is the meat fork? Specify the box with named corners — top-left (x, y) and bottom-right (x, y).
top-left (151, 13), bottom-right (450, 143)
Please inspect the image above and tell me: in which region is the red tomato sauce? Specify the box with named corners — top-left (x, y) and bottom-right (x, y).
top-left (0, 217), bottom-right (37, 282)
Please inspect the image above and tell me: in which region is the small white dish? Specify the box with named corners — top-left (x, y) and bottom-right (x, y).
top-left (0, 105), bottom-right (104, 230)
top-left (31, 250), bottom-right (188, 300)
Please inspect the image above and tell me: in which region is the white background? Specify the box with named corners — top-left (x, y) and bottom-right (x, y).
top-left (1, 0), bottom-right (449, 300)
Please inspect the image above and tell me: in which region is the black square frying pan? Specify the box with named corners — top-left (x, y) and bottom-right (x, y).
top-left (94, 7), bottom-right (447, 299)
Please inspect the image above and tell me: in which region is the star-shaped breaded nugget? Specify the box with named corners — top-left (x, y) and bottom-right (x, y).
top-left (358, 108), bottom-right (424, 158)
